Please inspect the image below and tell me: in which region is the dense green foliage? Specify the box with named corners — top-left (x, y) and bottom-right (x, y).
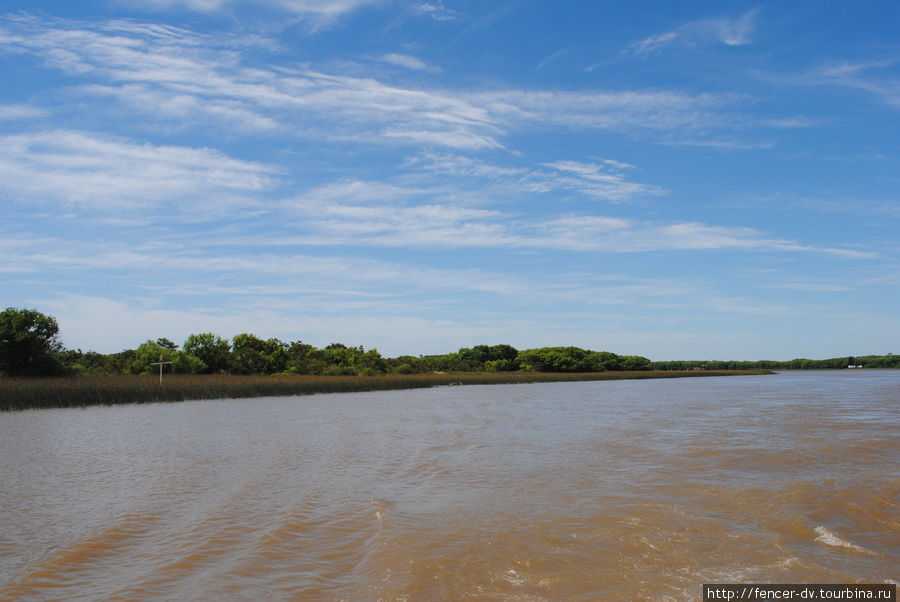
top-left (56, 338), bottom-right (649, 377)
top-left (650, 354), bottom-right (900, 371)
top-left (183, 333), bottom-right (231, 373)
top-left (0, 308), bottom-right (65, 376)
top-left (2, 308), bottom-right (896, 379)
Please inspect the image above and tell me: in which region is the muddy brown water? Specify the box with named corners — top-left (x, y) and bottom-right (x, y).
top-left (1, 371), bottom-right (897, 600)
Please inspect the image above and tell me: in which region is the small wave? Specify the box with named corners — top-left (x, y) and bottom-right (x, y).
top-left (371, 498), bottom-right (393, 521)
top-left (499, 566), bottom-right (550, 590)
top-left (813, 526), bottom-right (873, 554)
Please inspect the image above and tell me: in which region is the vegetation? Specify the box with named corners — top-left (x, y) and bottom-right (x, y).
top-left (43, 316), bottom-right (655, 378)
top-left (0, 307), bottom-right (66, 377)
top-left (0, 371), bottom-right (768, 412)
top-left (650, 354), bottom-right (900, 371)
top-left (3, 305), bottom-right (894, 411)
top-left (3, 309), bottom-right (895, 380)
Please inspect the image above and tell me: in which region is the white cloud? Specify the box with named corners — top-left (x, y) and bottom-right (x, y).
top-left (713, 9), bottom-right (758, 46)
top-left (290, 179), bottom-right (429, 204)
top-left (661, 136), bottom-right (774, 150)
top-left (79, 84), bottom-right (280, 133)
top-left (414, 2), bottom-right (457, 21)
top-left (628, 8), bottom-right (760, 56)
top-left (539, 160), bottom-right (659, 201)
top-left (275, 0), bottom-right (380, 17)
top-left (0, 130), bottom-right (277, 210)
top-left (8, 236), bottom-right (529, 297)
top-left (41, 293), bottom-right (527, 355)
top-left (806, 60), bottom-right (900, 107)
top-left (767, 282), bottom-right (853, 293)
top-left (630, 32), bottom-right (678, 56)
top-left (118, 0), bottom-right (380, 21)
top-left (0, 104), bottom-right (47, 120)
top-left (755, 58), bottom-right (900, 113)
top-left (471, 88), bottom-right (740, 135)
top-left (534, 48), bottom-right (570, 73)
top-left (0, 14), bottom-right (767, 150)
top-left (379, 53), bottom-right (434, 71)
top-left (411, 153), bottom-right (663, 201)
top-left (129, 0), bottom-right (231, 11)
top-left (758, 117), bottom-right (817, 129)
top-left (271, 190), bottom-right (877, 257)
top-left (544, 215), bottom-right (633, 232)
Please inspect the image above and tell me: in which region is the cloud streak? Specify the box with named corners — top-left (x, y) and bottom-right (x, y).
top-left (407, 153), bottom-right (663, 202)
top-left (628, 8), bottom-right (760, 56)
top-left (272, 190), bottom-right (876, 257)
top-left (0, 104), bottom-right (47, 120)
top-left (801, 60), bottom-right (900, 108)
top-left (119, 0), bottom-right (381, 25)
top-left (0, 130), bottom-right (277, 210)
top-left (379, 53), bottom-right (436, 71)
top-left (0, 14), bottom-right (774, 150)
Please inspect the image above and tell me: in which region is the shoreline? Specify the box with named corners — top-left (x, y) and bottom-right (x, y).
top-left (0, 370), bottom-right (772, 412)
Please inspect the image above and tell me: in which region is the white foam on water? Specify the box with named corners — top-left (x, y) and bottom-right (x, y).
top-left (813, 526), bottom-right (873, 554)
top-left (501, 568), bottom-right (527, 587)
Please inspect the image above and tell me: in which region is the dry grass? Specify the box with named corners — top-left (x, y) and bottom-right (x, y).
top-left (0, 370), bottom-right (771, 412)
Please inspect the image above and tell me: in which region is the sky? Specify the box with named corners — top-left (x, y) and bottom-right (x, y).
top-left (1, 1), bottom-right (898, 360)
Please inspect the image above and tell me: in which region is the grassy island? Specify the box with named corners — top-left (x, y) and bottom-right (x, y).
top-left (0, 370), bottom-right (770, 412)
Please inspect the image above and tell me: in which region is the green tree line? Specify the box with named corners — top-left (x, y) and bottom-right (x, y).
top-left (1, 308), bottom-right (651, 377)
top-left (5, 307), bottom-right (896, 377)
top-left (649, 355), bottom-right (900, 371)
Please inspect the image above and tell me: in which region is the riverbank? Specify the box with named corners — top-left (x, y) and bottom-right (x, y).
top-left (0, 370), bottom-right (771, 411)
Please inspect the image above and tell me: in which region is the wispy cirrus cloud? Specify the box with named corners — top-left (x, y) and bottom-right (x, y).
top-left (0, 14), bottom-right (774, 150)
top-left (0, 14), bottom-right (502, 148)
top-left (627, 8), bottom-right (760, 56)
top-left (407, 153), bottom-right (663, 202)
top-left (779, 59), bottom-right (900, 108)
top-left (117, 0), bottom-right (381, 25)
top-left (11, 231), bottom-right (837, 355)
top-left (413, 2), bottom-right (457, 21)
top-left (0, 130), bottom-right (277, 210)
top-left (0, 103), bottom-right (47, 120)
top-left (252, 155), bottom-right (874, 258)
top-left (470, 88), bottom-right (740, 135)
top-left (539, 218), bottom-right (874, 257)
top-left (269, 187), bottom-right (876, 258)
top-left (7, 234), bottom-right (530, 297)
top-left (378, 53), bottom-right (436, 71)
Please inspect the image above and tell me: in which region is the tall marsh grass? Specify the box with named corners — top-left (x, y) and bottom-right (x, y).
top-left (0, 371), bottom-right (770, 412)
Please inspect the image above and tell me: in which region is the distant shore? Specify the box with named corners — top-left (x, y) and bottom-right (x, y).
top-left (0, 370), bottom-right (771, 412)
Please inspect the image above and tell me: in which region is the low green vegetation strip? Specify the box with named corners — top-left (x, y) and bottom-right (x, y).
top-left (0, 370), bottom-right (770, 412)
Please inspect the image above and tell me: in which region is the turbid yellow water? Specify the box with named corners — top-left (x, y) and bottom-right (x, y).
top-left (1, 371), bottom-right (897, 600)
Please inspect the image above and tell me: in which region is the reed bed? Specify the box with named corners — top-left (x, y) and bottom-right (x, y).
top-left (0, 370), bottom-right (770, 412)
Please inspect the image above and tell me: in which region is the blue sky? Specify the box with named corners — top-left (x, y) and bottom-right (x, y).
top-left (1, 1), bottom-right (898, 360)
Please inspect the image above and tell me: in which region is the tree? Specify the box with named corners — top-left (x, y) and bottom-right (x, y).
top-left (356, 348), bottom-right (386, 375)
top-left (516, 347), bottom-right (606, 372)
top-left (130, 340), bottom-right (205, 374)
top-left (155, 338), bottom-right (178, 350)
top-left (619, 355), bottom-right (651, 371)
top-left (284, 341), bottom-right (320, 374)
top-left (230, 333), bottom-right (268, 374)
top-left (230, 334), bottom-right (288, 374)
top-left (453, 344), bottom-right (520, 371)
top-left (0, 308), bottom-right (65, 376)
top-left (184, 333), bottom-right (232, 373)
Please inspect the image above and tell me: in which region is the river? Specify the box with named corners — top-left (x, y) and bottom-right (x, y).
top-left (1, 371), bottom-right (897, 600)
